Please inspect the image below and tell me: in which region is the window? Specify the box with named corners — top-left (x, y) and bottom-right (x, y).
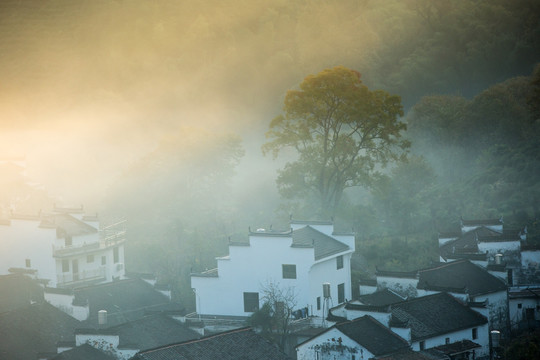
top-left (87, 255), bottom-right (94, 263)
top-left (65, 236), bottom-right (72, 246)
top-left (317, 296), bottom-right (321, 311)
top-left (338, 283), bottom-right (345, 303)
top-left (337, 255), bottom-right (343, 269)
top-left (445, 337), bottom-right (450, 344)
top-left (243, 292), bottom-right (259, 312)
top-left (25, 259), bottom-right (31, 268)
top-left (282, 264), bottom-right (296, 279)
top-left (113, 247), bottom-right (119, 263)
top-left (62, 260), bottom-right (69, 272)
top-left (101, 256), bottom-right (106, 265)
top-left (472, 328), bottom-right (478, 340)
top-left (419, 341), bottom-right (425, 350)
top-left (518, 303), bottom-right (522, 309)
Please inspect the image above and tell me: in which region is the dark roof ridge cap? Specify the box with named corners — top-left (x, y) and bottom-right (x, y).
top-left (418, 259), bottom-right (471, 273)
top-left (248, 229), bottom-right (293, 237)
top-left (138, 326), bottom-right (252, 354)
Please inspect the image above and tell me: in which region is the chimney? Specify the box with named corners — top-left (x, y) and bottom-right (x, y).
top-left (98, 310), bottom-right (107, 326)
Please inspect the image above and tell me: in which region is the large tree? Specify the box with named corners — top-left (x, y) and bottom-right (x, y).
top-left (263, 66), bottom-right (409, 216)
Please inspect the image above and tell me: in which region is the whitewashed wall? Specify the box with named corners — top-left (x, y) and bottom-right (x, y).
top-left (411, 324), bottom-right (489, 358)
top-left (478, 240), bottom-right (520, 255)
top-left (377, 276), bottom-right (419, 298)
top-left (192, 230), bottom-right (352, 317)
top-left (296, 327), bottom-right (374, 360)
top-left (44, 291), bottom-right (89, 321)
top-left (472, 290), bottom-right (508, 331)
top-left (0, 219), bottom-right (57, 284)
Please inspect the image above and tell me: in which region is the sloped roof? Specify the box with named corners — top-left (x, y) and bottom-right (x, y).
top-left (95, 313), bottom-right (200, 350)
top-left (49, 344), bottom-right (116, 360)
top-left (417, 260), bottom-right (507, 296)
top-left (432, 340), bottom-right (481, 356)
top-left (320, 315), bottom-right (409, 356)
top-left (0, 273), bottom-right (44, 313)
top-left (357, 288), bottom-right (405, 306)
top-left (0, 302), bottom-right (81, 360)
top-left (292, 226), bottom-right (349, 260)
top-left (74, 278), bottom-right (184, 327)
top-left (378, 349), bottom-right (439, 360)
top-left (391, 293), bottom-right (487, 341)
top-left (461, 218), bottom-right (502, 227)
top-left (39, 213), bottom-right (97, 236)
top-left (132, 327), bottom-right (291, 360)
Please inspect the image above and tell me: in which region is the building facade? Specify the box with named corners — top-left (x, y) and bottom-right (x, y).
top-left (0, 206), bottom-right (126, 288)
top-left (191, 220), bottom-right (354, 318)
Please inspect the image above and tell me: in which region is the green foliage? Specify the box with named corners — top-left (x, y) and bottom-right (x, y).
top-left (504, 330), bottom-right (540, 360)
top-left (263, 66), bottom-right (409, 217)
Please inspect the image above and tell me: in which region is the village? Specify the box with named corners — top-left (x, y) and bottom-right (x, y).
top-left (0, 180), bottom-right (539, 359)
top-left (1, 2), bottom-right (539, 359)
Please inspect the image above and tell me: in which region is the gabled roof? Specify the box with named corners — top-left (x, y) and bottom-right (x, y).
top-left (299, 315), bottom-right (409, 357)
top-left (0, 302), bottom-right (81, 360)
top-left (0, 274), bottom-right (44, 313)
top-left (357, 288), bottom-right (405, 306)
top-left (391, 293), bottom-right (487, 341)
top-left (40, 213), bottom-right (98, 236)
top-left (49, 344), bottom-right (116, 360)
top-left (132, 327), bottom-right (291, 360)
top-left (417, 260), bottom-right (507, 296)
top-left (74, 278), bottom-right (183, 327)
top-left (292, 225), bottom-right (349, 260)
top-left (84, 313), bottom-right (201, 350)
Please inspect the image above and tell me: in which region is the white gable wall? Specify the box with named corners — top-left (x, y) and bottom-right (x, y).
top-left (0, 219), bottom-right (57, 282)
top-left (192, 235), bottom-right (314, 316)
top-left (192, 227), bottom-right (353, 318)
top-left (296, 327), bottom-right (374, 360)
top-left (309, 252), bottom-right (353, 317)
top-left (411, 324), bottom-right (489, 358)
top-left (478, 240), bottom-right (520, 255)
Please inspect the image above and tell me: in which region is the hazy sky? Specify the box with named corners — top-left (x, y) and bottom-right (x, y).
top-left (0, 0), bottom-right (536, 210)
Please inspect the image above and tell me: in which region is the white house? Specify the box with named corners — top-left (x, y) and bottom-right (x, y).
top-left (0, 206), bottom-right (126, 288)
top-left (190, 220), bottom-right (354, 318)
top-left (296, 315), bottom-right (410, 360)
top-left (324, 292), bottom-right (489, 359)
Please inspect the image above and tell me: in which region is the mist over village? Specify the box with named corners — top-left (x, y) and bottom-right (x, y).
top-left (1, 1), bottom-right (539, 359)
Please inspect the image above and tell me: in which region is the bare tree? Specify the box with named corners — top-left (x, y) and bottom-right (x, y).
top-left (249, 281), bottom-right (298, 351)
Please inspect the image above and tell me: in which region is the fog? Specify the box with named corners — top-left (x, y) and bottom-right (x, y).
top-left (0, 0), bottom-right (532, 228)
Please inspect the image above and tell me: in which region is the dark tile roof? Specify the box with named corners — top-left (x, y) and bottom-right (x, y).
top-left (74, 278), bottom-right (184, 327)
top-left (0, 302), bottom-right (81, 360)
top-left (98, 313), bottom-right (201, 350)
top-left (357, 289), bottom-right (405, 306)
top-left (0, 274), bottom-right (44, 313)
top-left (417, 260), bottom-right (507, 296)
top-left (330, 315), bottom-right (410, 356)
top-left (390, 293), bottom-right (487, 341)
top-left (461, 217), bottom-right (502, 227)
top-left (378, 349), bottom-right (437, 360)
top-left (439, 231), bottom-right (479, 258)
top-left (432, 340), bottom-right (481, 356)
top-left (49, 344), bottom-right (116, 360)
top-left (292, 226), bottom-right (349, 260)
top-left (376, 269), bottom-right (418, 279)
top-left (39, 213), bottom-right (98, 236)
top-left (132, 327), bottom-right (291, 360)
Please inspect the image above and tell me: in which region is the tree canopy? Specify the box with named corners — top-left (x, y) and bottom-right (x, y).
top-left (263, 66), bottom-right (409, 217)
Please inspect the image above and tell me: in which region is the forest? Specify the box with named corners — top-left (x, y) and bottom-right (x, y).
top-left (0, 0), bottom-right (539, 308)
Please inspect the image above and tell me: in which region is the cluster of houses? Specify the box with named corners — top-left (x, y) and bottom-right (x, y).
top-left (1, 200), bottom-right (539, 359)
